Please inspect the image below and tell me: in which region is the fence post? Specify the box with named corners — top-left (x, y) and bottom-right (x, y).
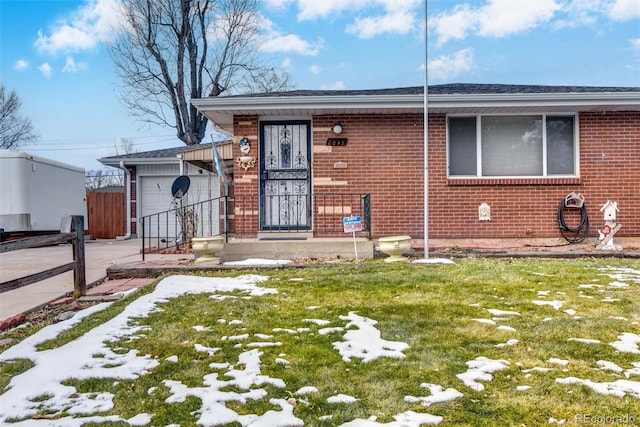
top-left (71, 215), bottom-right (86, 298)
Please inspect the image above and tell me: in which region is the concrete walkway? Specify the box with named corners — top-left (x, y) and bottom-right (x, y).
top-left (0, 238), bottom-right (189, 322)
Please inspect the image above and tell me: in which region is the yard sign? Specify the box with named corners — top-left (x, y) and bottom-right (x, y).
top-left (343, 216), bottom-right (362, 260)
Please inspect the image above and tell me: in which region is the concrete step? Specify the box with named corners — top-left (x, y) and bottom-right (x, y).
top-left (221, 237), bottom-right (373, 261)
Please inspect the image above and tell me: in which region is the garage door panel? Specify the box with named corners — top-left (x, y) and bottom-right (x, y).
top-left (140, 175), bottom-right (220, 240)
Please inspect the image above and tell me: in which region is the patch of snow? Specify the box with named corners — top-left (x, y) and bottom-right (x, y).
top-left (332, 312), bottom-right (409, 363)
top-left (295, 386), bottom-right (319, 395)
top-left (404, 383), bottom-right (463, 407)
top-left (193, 325), bottom-right (211, 332)
top-left (147, 387), bottom-right (157, 395)
top-left (0, 274), bottom-right (275, 424)
top-left (128, 413), bottom-right (152, 425)
top-left (532, 300), bottom-right (564, 310)
top-left (472, 318), bottom-right (496, 325)
top-left (228, 334), bottom-right (249, 341)
top-left (229, 320), bottom-right (244, 325)
top-left (516, 385), bottom-right (532, 391)
top-left (273, 327), bottom-right (298, 334)
top-left (496, 339), bottom-right (519, 348)
top-left (255, 333), bottom-right (274, 340)
top-left (602, 297), bottom-right (621, 303)
top-left (195, 344), bottom-right (220, 355)
top-left (597, 360), bottom-right (623, 373)
top-left (610, 333), bottom-right (640, 354)
top-left (548, 358), bottom-right (570, 367)
top-left (564, 309), bottom-right (577, 316)
top-left (328, 393), bottom-right (358, 404)
top-left (608, 281), bottom-right (629, 289)
top-left (610, 316), bottom-right (629, 321)
top-left (496, 326), bottom-right (517, 332)
top-left (549, 417), bottom-right (567, 425)
top-left (487, 309), bottom-right (520, 317)
top-left (166, 355), bottom-right (179, 363)
top-left (456, 357), bottom-right (510, 391)
top-left (555, 377), bottom-right (640, 398)
top-left (578, 284), bottom-right (604, 289)
top-left (303, 318), bottom-right (331, 326)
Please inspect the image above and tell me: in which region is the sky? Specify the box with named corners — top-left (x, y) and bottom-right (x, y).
top-left (1, 0), bottom-right (639, 172)
top-left (1, 267), bottom-right (640, 425)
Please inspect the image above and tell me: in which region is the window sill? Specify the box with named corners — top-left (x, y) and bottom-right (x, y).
top-left (447, 177), bottom-right (581, 186)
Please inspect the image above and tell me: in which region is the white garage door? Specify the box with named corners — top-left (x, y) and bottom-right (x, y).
top-left (140, 174), bottom-right (220, 240)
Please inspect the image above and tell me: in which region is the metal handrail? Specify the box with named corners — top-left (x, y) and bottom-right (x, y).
top-left (139, 193), bottom-right (372, 259)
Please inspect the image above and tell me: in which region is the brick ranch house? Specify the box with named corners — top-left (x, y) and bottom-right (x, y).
top-left (189, 83), bottom-right (639, 249)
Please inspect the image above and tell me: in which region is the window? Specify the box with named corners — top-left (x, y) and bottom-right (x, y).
top-left (448, 115), bottom-right (576, 177)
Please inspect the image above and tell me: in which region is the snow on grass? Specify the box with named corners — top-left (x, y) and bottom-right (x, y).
top-left (295, 386), bottom-right (318, 395)
top-left (497, 325), bottom-right (517, 332)
top-left (332, 312), bottom-right (410, 363)
top-left (472, 318), bottom-right (496, 325)
top-left (555, 377), bottom-right (640, 398)
top-left (532, 300), bottom-right (564, 310)
top-left (303, 318), bottom-right (331, 326)
top-left (0, 274), bottom-right (277, 424)
top-left (327, 393), bottom-right (358, 404)
top-left (456, 357), bottom-right (510, 391)
top-left (496, 339), bottom-right (519, 348)
top-left (610, 333), bottom-right (640, 354)
top-left (487, 309), bottom-right (520, 317)
top-left (597, 360), bottom-right (624, 373)
top-left (404, 383), bottom-right (463, 407)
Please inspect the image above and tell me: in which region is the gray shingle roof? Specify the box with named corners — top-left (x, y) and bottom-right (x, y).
top-left (223, 83), bottom-right (640, 99)
top-left (99, 143), bottom-right (213, 162)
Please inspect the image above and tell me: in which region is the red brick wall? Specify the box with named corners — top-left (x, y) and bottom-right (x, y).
top-left (229, 111), bottom-right (639, 240)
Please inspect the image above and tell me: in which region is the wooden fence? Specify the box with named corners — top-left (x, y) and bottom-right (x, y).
top-left (0, 216), bottom-right (86, 298)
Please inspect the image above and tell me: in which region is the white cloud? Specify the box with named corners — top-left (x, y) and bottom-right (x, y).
top-left (33, 0), bottom-right (121, 54)
top-left (38, 62), bottom-right (53, 78)
top-left (309, 65), bottom-right (321, 74)
top-left (430, 0), bottom-right (561, 45)
top-left (295, 0), bottom-right (421, 38)
top-left (281, 58), bottom-right (292, 68)
top-left (631, 38), bottom-right (640, 50)
top-left (62, 56), bottom-right (79, 73)
top-left (321, 81), bottom-right (346, 90)
top-left (263, 0), bottom-right (295, 8)
top-left (260, 34), bottom-right (322, 55)
top-left (258, 16), bottom-right (323, 55)
top-left (346, 9), bottom-right (417, 39)
top-left (428, 48), bottom-right (474, 81)
top-left (14, 59), bottom-right (29, 71)
top-left (608, 0), bottom-right (640, 21)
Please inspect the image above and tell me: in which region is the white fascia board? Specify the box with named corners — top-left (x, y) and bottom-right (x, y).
top-left (191, 91), bottom-right (640, 114)
top-left (99, 157), bottom-right (182, 167)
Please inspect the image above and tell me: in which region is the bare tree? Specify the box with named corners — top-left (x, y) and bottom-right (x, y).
top-left (109, 0), bottom-right (293, 146)
top-left (0, 85), bottom-right (38, 149)
top-left (86, 169), bottom-right (125, 191)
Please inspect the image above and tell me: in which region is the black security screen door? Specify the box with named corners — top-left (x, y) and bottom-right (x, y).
top-left (260, 121), bottom-right (311, 230)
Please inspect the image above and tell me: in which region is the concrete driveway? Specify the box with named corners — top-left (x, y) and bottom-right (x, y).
top-left (0, 238), bottom-right (183, 321)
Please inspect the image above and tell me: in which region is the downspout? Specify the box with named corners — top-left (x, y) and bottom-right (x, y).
top-left (116, 160), bottom-right (132, 240)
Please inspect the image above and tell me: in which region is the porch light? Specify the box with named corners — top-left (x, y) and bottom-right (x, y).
top-left (332, 123), bottom-right (343, 134)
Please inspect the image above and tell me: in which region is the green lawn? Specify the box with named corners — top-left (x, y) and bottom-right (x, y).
top-left (1, 258), bottom-right (640, 426)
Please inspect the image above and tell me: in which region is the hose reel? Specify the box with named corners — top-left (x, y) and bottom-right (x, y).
top-left (557, 192), bottom-right (589, 243)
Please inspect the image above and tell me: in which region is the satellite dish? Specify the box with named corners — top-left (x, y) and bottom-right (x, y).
top-left (171, 175), bottom-right (190, 199)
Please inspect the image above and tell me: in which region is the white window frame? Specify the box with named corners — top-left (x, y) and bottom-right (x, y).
top-left (447, 113), bottom-right (580, 178)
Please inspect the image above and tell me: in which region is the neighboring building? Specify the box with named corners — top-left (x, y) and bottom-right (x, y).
top-left (99, 144), bottom-right (228, 238)
top-left (189, 84), bottom-right (639, 244)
